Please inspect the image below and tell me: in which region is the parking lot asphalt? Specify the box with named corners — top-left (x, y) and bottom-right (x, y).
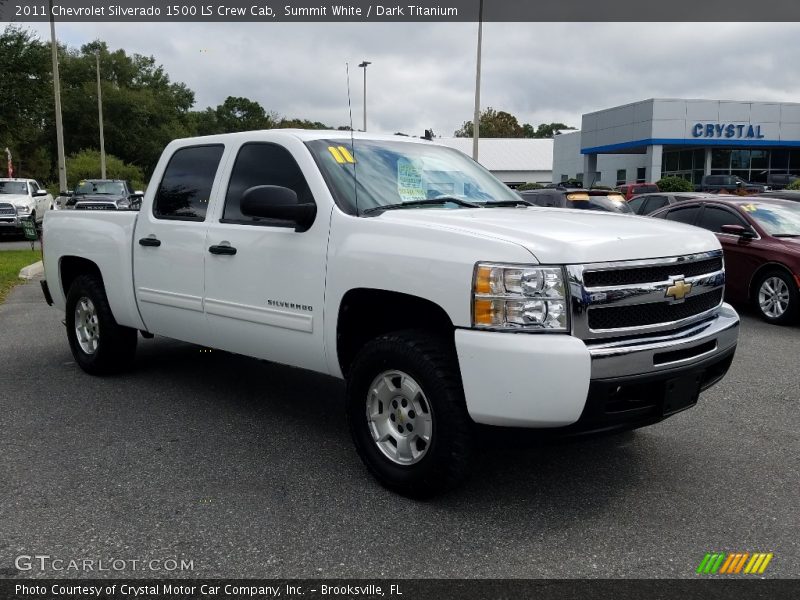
top-left (0, 235), bottom-right (40, 251)
top-left (0, 279), bottom-right (798, 579)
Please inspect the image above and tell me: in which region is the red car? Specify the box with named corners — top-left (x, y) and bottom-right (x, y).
top-left (615, 182), bottom-right (659, 200)
top-left (649, 197), bottom-right (800, 325)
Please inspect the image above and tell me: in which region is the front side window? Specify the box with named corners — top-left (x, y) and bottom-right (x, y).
top-left (223, 143), bottom-right (313, 225)
top-left (627, 196), bottom-right (647, 214)
top-left (305, 138), bottom-right (520, 214)
top-left (643, 196), bottom-right (669, 214)
top-left (153, 145), bottom-right (224, 221)
top-left (697, 206), bottom-right (746, 233)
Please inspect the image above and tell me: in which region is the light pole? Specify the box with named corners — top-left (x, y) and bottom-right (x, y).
top-left (472, 0), bottom-right (483, 161)
top-left (48, 0), bottom-right (67, 192)
top-left (358, 60), bottom-right (371, 132)
top-left (95, 49), bottom-right (106, 179)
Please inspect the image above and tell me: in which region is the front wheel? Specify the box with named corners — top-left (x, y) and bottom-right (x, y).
top-left (346, 331), bottom-right (474, 498)
top-left (66, 275), bottom-right (138, 374)
top-left (754, 270), bottom-right (798, 325)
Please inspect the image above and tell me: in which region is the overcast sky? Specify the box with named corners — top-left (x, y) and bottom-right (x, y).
top-left (20, 21), bottom-right (800, 137)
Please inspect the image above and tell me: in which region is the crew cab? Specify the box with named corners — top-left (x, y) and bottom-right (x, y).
top-left (0, 178), bottom-right (52, 231)
top-left (696, 174), bottom-right (765, 194)
top-left (41, 131), bottom-right (740, 497)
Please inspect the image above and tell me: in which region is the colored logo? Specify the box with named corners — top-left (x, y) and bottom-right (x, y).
top-left (697, 552), bottom-right (773, 575)
top-left (665, 278), bottom-right (692, 302)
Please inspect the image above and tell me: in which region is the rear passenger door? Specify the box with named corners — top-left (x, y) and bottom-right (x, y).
top-left (202, 141), bottom-right (330, 373)
top-left (133, 144), bottom-right (226, 344)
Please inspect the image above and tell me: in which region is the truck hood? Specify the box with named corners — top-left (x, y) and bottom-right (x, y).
top-left (375, 207), bottom-right (720, 264)
top-left (0, 194), bottom-right (32, 207)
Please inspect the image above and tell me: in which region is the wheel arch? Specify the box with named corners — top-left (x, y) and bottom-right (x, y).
top-left (336, 288), bottom-right (455, 377)
top-left (59, 256), bottom-right (105, 300)
top-left (747, 261), bottom-right (797, 301)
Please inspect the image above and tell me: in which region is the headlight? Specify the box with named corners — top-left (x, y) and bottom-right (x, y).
top-left (472, 263), bottom-right (569, 331)
top-left (16, 205), bottom-right (32, 215)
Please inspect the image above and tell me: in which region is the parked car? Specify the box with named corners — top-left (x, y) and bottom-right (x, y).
top-left (71, 179), bottom-right (143, 211)
top-left (696, 174), bottom-right (765, 194)
top-left (766, 173), bottom-right (800, 190)
top-left (627, 192), bottom-right (718, 216)
top-left (519, 188), bottom-right (633, 214)
top-left (615, 182), bottom-right (659, 200)
top-left (0, 177), bottom-right (53, 232)
top-left (41, 130), bottom-right (739, 496)
top-left (650, 197), bottom-right (800, 324)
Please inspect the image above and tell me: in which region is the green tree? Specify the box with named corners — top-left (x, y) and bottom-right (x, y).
top-left (213, 96), bottom-right (276, 132)
top-left (517, 182), bottom-right (543, 190)
top-left (454, 107), bottom-right (524, 138)
top-left (527, 122), bottom-right (576, 138)
top-left (787, 179), bottom-right (800, 190)
top-left (657, 176), bottom-right (694, 192)
top-left (66, 149), bottom-right (145, 190)
top-left (0, 27), bottom-right (54, 180)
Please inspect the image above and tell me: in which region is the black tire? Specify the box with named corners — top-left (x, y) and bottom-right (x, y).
top-left (753, 269), bottom-right (799, 325)
top-left (346, 330), bottom-right (474, 498)
top-left (65, 274), bottom-right (137, 375)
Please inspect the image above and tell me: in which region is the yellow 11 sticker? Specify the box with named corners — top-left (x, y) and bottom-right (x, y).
top-left (741, 203), bottom-right (758, 212)
top-left (328, 146), bottom-right (356, 164)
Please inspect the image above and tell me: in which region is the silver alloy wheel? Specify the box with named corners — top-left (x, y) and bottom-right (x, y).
top-left (74, 297), bottom-right (100, 354)
top-left (758, 276), bottom-right (790, 319)
top-left (366, 370), bottom-right (433, 466)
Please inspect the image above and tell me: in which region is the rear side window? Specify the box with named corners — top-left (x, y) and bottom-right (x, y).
top-left (223, 143), bottom-right (313, 225)
top-left (664, 205), bottom-right (701, 225)
top-left (696, 206), bottom-right (747, 233)
top-left (627, 196), bottom-right (647, 214)
top-left (643, 195), bottom-right (669, 214)
top-left (153, 145), bottom-right (224, 221)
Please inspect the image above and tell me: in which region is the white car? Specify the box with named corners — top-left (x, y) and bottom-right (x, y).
top-left (41, 131), bottom-right (740, 496)
top-left (0, 178), bottom-right (53, 232)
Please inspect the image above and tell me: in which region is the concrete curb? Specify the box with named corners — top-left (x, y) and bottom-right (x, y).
top-left (19, 261), bottom-right (43, 280)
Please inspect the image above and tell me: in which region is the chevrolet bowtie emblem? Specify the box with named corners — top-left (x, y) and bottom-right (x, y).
top-left (666, 278), bottom-right (692, 302)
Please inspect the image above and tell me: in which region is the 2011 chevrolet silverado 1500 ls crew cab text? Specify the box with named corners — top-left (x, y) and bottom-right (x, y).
top-left (41, 131), bottom-right (740, 497)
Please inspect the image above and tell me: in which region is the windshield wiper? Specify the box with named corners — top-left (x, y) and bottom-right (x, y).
top-left (482, 199), bottom-right (535, 207)
top-left (363, 197), bottom-right (480, 215)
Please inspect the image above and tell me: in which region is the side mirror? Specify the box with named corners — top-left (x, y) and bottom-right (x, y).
top-left (134, 190), bottom-right (144, 196)
top-left (720, 224), bottom-right (756, 239)
top-left (34, 189), bottom-right (48, 197)
top-left (240, 185), bottom-right (316, 232)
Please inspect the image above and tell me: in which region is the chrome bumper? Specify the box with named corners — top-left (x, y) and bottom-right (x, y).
top-left (587, 303), bottom-right (739, 379)
top-left (0, 215), bottom-right (21, 228)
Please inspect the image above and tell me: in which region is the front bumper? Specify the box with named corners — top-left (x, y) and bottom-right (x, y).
top-left (455, 303), bottom-right (740, 428)
top-left (0, 214), bottom-right (23, 229)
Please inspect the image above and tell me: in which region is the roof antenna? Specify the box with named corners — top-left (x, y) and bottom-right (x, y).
top-left (346, 62), bottom-right (359, 215)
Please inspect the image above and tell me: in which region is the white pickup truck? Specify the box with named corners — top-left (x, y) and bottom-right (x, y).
top-left (41, 130), bottom-right (740, 496)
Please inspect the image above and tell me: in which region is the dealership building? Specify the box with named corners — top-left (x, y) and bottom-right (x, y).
top-left (552, 98), bottom-right (800, 187)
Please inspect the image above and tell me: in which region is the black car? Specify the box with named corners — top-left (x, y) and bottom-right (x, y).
top-left (627, 192), bottom-right (718, 215)
top-left (518, 188), bottom-right (633, 214)
top-left (70, 179), bottom-right (143, 211)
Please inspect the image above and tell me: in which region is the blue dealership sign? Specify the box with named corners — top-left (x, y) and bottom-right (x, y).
top-left (692, 123), bottom-right (765, 139)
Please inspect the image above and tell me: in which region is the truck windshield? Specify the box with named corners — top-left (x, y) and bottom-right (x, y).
top-left (0, 181), bottom-right (27, 195)
top-left (75, 181), bottom-right (126, 196)
top-left (306, 138), bottom-right (521, 214)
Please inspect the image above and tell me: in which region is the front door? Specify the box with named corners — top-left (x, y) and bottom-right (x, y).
top-left (133, 144), bottom-right (226, 344)
top-left (203, 141), bottom-right (329, 373)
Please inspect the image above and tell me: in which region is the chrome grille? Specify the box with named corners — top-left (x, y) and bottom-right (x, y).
top-left (0, 203), bottom-right (15, 216)
top-left (567, 251), bottom-right (725, 340)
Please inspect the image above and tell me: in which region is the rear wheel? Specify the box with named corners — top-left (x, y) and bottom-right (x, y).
top-left (346, 330), bottom-right (474, 498)
top-left (66, 275), bottom-right (137, 374)
top-left (754, 270), bottom-right (798, 325)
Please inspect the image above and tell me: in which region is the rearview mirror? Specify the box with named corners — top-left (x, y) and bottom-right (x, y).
top-left (720, 224), bottom-right (756, 238)
top-left (240, 185), bottom-right (316, 232)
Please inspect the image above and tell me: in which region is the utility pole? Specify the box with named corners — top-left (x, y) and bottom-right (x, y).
top-left (472, 0), bottom-right (483, 161)
top-left (95, 50), bottom-right (106, 178)
top-left (358, 60), bottom-right (371, 132)
top-left (49, 0), bottom-right (67, 191)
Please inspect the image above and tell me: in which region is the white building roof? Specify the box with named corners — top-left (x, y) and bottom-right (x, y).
top-left (436, 138), bottom-right (554, 172)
